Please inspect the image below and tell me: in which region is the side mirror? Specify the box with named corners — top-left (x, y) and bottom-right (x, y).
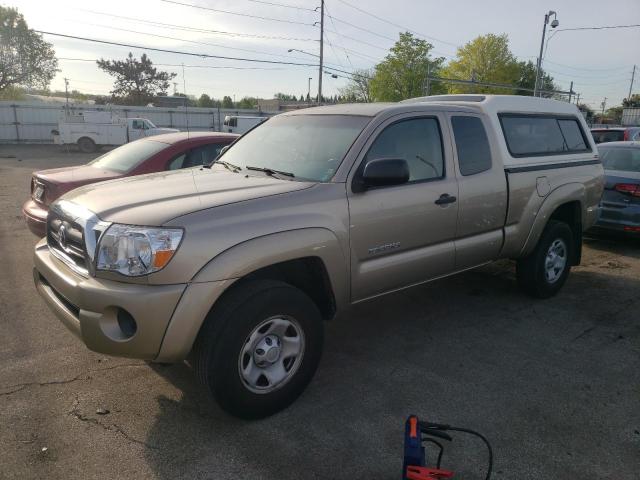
top-left (355, 157), bottom-right (409, 191)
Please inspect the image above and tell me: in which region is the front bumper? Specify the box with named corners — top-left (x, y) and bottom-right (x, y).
top-left (22, 199), bottom-right (48, 237)
top-left (33, 240), bottom-right (187, 360)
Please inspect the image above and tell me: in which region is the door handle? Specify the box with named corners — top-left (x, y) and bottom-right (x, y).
top-left (435, 193), bottom-right (457, 205)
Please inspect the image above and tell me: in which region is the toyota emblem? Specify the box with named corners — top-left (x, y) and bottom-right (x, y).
top-left (58, 225), bottom-right (67, 250)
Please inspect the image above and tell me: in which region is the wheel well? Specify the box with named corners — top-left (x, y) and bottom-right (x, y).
top-left (243, 257), bottom-right (337, 320)
top-left (549, 201), bottom-right (582, 265)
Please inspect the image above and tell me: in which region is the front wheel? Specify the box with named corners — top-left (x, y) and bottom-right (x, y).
top-left (517, 220), bottom-right (573, 298)
top-left (193, 279), bottom-right (324, 419)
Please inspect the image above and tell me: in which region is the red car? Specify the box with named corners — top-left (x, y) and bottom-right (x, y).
top-left (23, 132), bottom-right (238, 237)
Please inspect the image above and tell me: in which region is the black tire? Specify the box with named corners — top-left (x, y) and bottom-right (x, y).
top-left (517, 220), bottom-right (573, 299)
top-left (77, 137), bottom-right (96, 153)
top-left (193, 279), bottom-right (324, 419)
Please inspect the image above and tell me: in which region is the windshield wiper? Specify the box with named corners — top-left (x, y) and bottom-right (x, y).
top-left (206, 159), bottom-right (242, 171)
top-left (246, 165), bottom-right (295, 178)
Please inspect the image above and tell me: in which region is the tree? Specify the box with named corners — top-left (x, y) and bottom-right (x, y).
top-left (444, 34), bottom-right (520, 94)
top-left (96, 52), bottom-right (176, 105)
top-left (605, 105), bottom-right (623, 124)
top-left (238, 96), bottom-right (257, 109)
top-left (198, 93), bottom-right (215, 108)
top-left (369, 33), bottom-right (445, 101)
top-left (222, 95), bottom-right (234, 108)
top-left (577, 103), bottom-right (594, 123)
top-left (623, 94), bottom-right (640, 108)
top-left (274, 92), bottom-right (297, 101)
top-left (515, 60), bottom-right (557, 97)
top-left (0, 6), bottom-right (58, 92)
top-left (339, 68), bottom-right (374, 102)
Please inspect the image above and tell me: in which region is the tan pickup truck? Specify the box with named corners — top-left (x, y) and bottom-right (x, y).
top-left (33, 95), bottom-right (604, 418)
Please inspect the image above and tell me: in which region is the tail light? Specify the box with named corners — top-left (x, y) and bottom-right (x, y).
top-left (614, 183), bottom-right (640, 197)
top-left (623, 130), bottom-right (629, 141)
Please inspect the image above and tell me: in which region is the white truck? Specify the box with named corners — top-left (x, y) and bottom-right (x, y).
top-left (223, 115), bottom-right (268, 134)
top-left (52, 111), bottom-right (179, 152)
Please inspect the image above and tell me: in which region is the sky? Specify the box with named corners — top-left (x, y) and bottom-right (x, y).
top-left (5, 0), bottom-right (640, 108)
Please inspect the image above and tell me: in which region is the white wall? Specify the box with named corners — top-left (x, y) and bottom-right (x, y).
top-left (0, 101), bottom-right (276, 143)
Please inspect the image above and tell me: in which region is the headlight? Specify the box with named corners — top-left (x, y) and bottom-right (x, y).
top-left (96, 224), bottom-right (183, 276)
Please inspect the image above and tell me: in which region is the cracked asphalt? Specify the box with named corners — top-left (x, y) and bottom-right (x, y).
top-left (1, 145), bottom-right (639, 480)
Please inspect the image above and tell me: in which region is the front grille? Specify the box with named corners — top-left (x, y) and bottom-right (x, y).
top-left (47, 210), bottom-right (89, 276)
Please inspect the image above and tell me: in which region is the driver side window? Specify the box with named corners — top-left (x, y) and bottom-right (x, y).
top-left (366, 118), bottom-right (444, 182)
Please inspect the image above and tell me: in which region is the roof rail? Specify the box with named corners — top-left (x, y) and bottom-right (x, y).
top-left (401, 95), bottom-right (487, 103)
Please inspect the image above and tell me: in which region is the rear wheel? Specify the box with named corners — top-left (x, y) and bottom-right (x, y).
top-left (517, 220), bottom-right (573, 298)
top-left (193, 279), bottom-right (324, 419)
top-left (77, 137), bottom-right (97, 153)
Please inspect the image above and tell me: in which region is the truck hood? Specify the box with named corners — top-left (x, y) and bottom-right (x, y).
top-left (61, 166), bottom-right (314, 225)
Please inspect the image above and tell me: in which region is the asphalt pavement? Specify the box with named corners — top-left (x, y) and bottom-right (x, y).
top-left (1, 145), bottom-right (639, 479)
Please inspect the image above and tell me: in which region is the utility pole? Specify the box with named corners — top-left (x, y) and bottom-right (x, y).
top-left (628, 65), bottom-right (636, 100)
top-left (307, 77), bottom-right (312, 106)
top-left (63, 77), bottom-right (70, 114)
top-left (425, 64), bottom-right (431, 96)
top-left (534, 11), bottom-right (559, 97)
top-left (575, 93), bottom-right (580, 106)
top-left (317, 0), bottom-right (324, 104)
top-left (182, 63), bottom-right (189, 135)
top-left (568, 81), bottom-right (573, 103)
top-left (601, 97), bottom-right (607, 119)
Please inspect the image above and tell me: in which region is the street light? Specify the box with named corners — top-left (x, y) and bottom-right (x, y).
top-left (534, 10), bottom-right (559, 97)
top-left (287, 48), bottom-right (320, 59)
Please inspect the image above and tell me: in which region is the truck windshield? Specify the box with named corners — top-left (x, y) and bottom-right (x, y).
top-left (218, 114), bottom-right (370, 181)
top-left (88, 139), bottom-right (167, 173)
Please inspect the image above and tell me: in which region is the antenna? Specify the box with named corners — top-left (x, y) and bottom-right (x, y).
top-left (182, 63), bottom-right (190, 137)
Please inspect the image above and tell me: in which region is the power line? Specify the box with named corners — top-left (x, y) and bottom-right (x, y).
top-left (159, 0), bottom-right (316, 26)
top-left (80, 9), bottom-right (318, 41)
top-left (325, 13), bottom-right (397, 42)
top-left (241, 0), bottom-right (316, 12)
top-left (80, 22), bottom-right (322, 63)
top-left (36, 30), bottom-right (320, 67)
top-left (323, 2), bottom-right (353, 68)
top-left (58, 57), bottom-right (287, 70)
top-left (335, 0), bottom-right (460, 49)
top-left (557, 24), bottom-right (640, 31)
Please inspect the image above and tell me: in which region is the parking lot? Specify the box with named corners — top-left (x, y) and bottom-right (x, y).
top-left (0, 144), bottom-right (639, 479)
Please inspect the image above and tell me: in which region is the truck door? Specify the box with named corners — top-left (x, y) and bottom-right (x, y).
top-left (347, 113), bottom-right (459, 302)
top-left (447, 114), bottom-right (507, 269)
top-left (129, 119), bottom-right (145, 141)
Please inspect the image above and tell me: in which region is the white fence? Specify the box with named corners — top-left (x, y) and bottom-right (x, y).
top-left (0, 101), bottom-right (275, 143)
top-left (622, 108), bottom-right (640, 126)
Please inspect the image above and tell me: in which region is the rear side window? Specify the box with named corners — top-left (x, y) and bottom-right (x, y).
top-left (591, 130), bottom-right (624, 144)
top-left (558, 119), bottom-right (587, 151)
top-left (500, 115), bottom-right (591, 157)
top-left (451, 116), bottom-right (492, 175)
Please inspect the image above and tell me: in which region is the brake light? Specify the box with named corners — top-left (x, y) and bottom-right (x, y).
top-left (614, 183), bottom-right (640, 197)
top-left (623, 130), bottom-right (629, 141)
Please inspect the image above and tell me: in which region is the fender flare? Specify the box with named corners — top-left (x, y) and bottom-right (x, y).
top-left (520, 182), bottom-right (585, 257)
top-left (192, 227), bottom-right (348, 303)
top-left (155, 228), bottom-right (349, 362)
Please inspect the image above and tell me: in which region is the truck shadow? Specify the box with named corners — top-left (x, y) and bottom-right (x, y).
top-left (142, 262), bottom-right (640, 480)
